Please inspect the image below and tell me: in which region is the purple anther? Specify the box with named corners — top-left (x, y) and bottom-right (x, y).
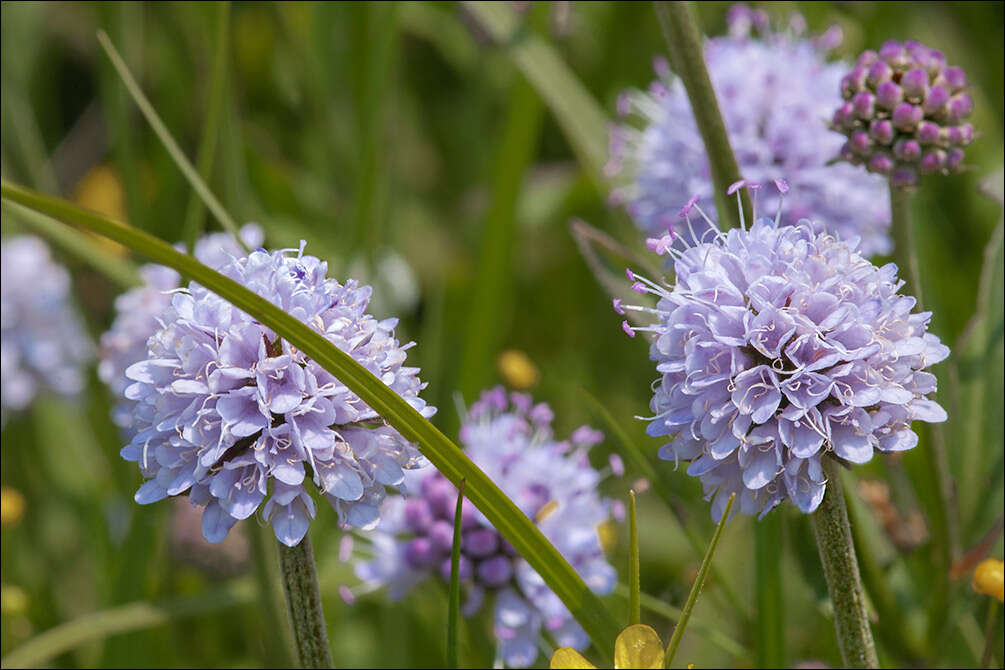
top-left (875, 81), bottom-right (903, 111)
top-left (917, 121), bottom-right (940, 145)
top-left (774, 178), bottom-right (789, 194)
top-left (622, 320), bottom-right (636, 338)
top-left (869, 119), bottom-right (895, 145)
top-left (632, 281), bottom-right (647, 294)
top-left (852, 91), bottom-right (875, 120)
top-left (867, 153), bottom-right (894, 175)
top-left (891, 103), bottom-right (923, 132)
top-left (727, 179), bottom-right (747, 195)
top-left (476, 555), bottom-right (514, 588)
top-left (612, 298), bottom-right (625, 315)
top-left (901, 68), bottom-right (929, 100)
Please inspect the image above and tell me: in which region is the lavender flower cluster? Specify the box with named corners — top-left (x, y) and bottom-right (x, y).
top-left (355, 388), bottom-right (615, 668)
top-left (99, 226), bottom-right (262, 431)
top-left (834, 39), bottom-right (974, 187)
top-left (1, 236), bottom-right (92, 425)
top-left (119, 243), bottom-right (434, 546)
top-left (608, 6), bottom-right (892, 256)
top-left (620, 186), bottom-right (949, 519)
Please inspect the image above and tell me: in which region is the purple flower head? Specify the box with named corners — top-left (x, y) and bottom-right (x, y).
top-left (609, 8), bottom-right (891, 256)
top-left (118, 241), bottom-right (435, 547)
top-left (99, 225), bottom-right (263, 431)
top-left (834, 39), bottom-right (974, 185)
top-left (2, 236), bottom-right (92, 424)
top-left (619, 185), bottom-right (949, 520)
top-left (353, 388), bottom-right (616, 667)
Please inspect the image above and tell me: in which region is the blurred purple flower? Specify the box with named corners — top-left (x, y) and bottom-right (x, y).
top-left (608, 6), bottom-right (891, 256)
top-left (619, 186), bottom-right (949, 519)
top-left (354, 388), bottom-right (615, 668)
top-left (119, 242), bottom-right (435, 546)
top-left (1, 236), bottom-right (92, 424)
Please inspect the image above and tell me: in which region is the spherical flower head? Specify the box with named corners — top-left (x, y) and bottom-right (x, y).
top-left (99, 226), bottom-right (262, 431)
top-left (354, 388), bottom-right (616, 668)
top-left (1, 236), bottom-right (92, 424)
top-left (119, 242), bottom-right (435, 547)
top-left (619, 185), bottom-right (949, 520)
top-left (834, 40), bottom-right (974, 187)
top-left (608, 8), bottom-right (891, 256)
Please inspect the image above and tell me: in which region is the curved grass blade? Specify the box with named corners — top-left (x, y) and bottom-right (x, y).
top-left (664, 493), bottom-right (735, 668)
top-left (181, 2), bottom-right (231, 252)
top-left (448, 479), bottom-right (466, 669)
top-left (462, 1), bottom-right (608, 186)
top-left (95, 30), bottom-right (244, 245)
top-left (2, 200), bottom-right (139, 289)
top-left (0, 180), bottom-right (621, 662)
top-left (1, 580), bottom-right (255, 668)
top-left (628, 490), bottom-right (640, 626)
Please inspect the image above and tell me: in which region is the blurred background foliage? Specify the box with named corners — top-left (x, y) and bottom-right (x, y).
top-left (1, 1), bottom-right (1002, 667)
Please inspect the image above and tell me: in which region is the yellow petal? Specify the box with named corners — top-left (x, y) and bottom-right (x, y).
top-left (614, 624), bottom-right (664, 669)
top-left (1, 487), bottom-right (26, 527)
top-left (498, 349), bottom-right (540, 390)
top-left (973, 558), bottom-right (1004, 603)
top-left (550, 647), bottom-right (597, 669)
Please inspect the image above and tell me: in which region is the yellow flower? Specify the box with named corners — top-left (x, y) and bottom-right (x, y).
top-left (972, 558), bottom-right (1004, 603)
top-left (498, 350), bottom-right (540, 389)
top-left (1, 487), bottom-right (26, 527)
top-left (551, 624), bottom-right (664, 669)
top-left (73, 164), bottom-right (130, 255)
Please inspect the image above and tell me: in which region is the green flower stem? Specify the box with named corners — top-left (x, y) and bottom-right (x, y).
top-left (278, 535), bottom-right (333, 669)
top-left (980, 599), bottom-right (1000, 668)
top-left (889, 182), bottom-right (957, 639)
top-left (447, 480), bottom-right (466, 669)
top-left (628, 490), bottom-right (641, 626)
top-left (248, 523), bottom-right (296, 667)
top-left (653, 1), bottom-right (751, 230)
top-left (811, 457), bottom-right (879, 669)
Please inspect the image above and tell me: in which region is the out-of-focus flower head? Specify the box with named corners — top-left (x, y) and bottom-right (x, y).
top-left (619, 183), bottom-right (949, 519)
top-left (354, 388), bottom-right (616, 668)
top-left (833, 39), bottom-right (974, 187)
top-left (608, 5), bottom-right (891, 256)
top-left (119, 241), bottom-right (435, 547)
top-left (98, 226), bottom-right (262, 431)
top-left (973, 558), bottom-right (1004, 603)
top-left (1, 236), bottom-right (92, 425)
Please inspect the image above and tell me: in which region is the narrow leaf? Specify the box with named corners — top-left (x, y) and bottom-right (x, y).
top-left (628, 490), bottom-right (640, 626)
top-left (95, 30), bottom-right (244, 244)
top-left (663, 492), bottom-right (735, 668)
top-left (0, 181), bottom-right (621, 662)
top-left (447, 479), bottom-right (466, 669)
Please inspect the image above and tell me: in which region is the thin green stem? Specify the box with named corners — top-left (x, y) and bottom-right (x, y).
top-left (754, 514), bottom-right (785, 668)
top-left (248, 522), bottom-right (296, 667)
top-left (181, 2), bottom-right (231, 252)
top-left (889, 184), bottom-right (922, 304)
top-left (664, 493), bottom-right (735, 668)
top-left (653, 1), bottom-right (751, 229)
top-left (811, 457), bottom-right (879, 668)
top-left (278, 535), bottom-right (333, 669)
top-left (447, 480), bottom-right (466, 669)
top-left (628, 490), bottom-right (640, 626)
top-left (981, 599), bottom-right (1000, 669)
top-left (96, 30), bottom-right (245, 246)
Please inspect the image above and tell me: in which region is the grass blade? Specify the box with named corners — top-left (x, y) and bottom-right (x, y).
top-left (663, 492), bottom-right (735, 668)
top-left (628, 490), bottom-right (640, 626)
top-left (181, 2), bottom-right (231, 251)
top-left (462, 1), bottom-right (609, 186)
top-left (447, 480), bottom-right (466, 669)
top-left (95, 30), bottom-right (244, 245)
top-left (0, 180), bottom-right (622, 663)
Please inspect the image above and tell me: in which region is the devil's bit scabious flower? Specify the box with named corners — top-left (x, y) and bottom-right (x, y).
top-left (355, 388), bottom-right (615, 668)
top-left (834, 39), bottom-right (974, 187)
top-left (609, 6), bottom-right (891, 256)
top-left (120, 243), bottom-right (435, 547)
top-left (1, 236), bottom-right (92, 425)
top-left (620, 184), bottom-right (949, 520)
top-left (99, 226), bottom-right (262, 431)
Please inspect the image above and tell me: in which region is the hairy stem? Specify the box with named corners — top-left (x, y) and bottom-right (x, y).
top-left (811, 457), bottom-right (879, 668)
top-left (653, 1), bottom-right (751, 229)
top-left (278, 535), bottom-right (333, 668)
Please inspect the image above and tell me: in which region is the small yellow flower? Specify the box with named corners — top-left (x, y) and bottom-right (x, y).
top-left (498, 350), bottom-right (540, 389)
top-left (1, 487), bottom-right (26, 527)
top-left (973, 558), bottom-right (1004, 603)
top-left (551, 624), bottom-right (664, 669)
top-left (73, 164), bottom-right (129, 255)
